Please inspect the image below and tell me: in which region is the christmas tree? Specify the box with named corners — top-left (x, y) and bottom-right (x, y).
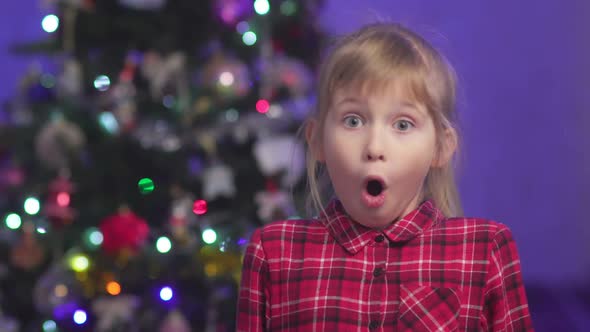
top-left (0, 0), bottom-right (324, 331)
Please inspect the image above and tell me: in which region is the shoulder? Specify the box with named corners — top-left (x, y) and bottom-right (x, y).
top-left (251, 218), bottom-right (327, 244)
top-left (433, 216), bottom-right (512, 236)
top-left (428, 217), bottom-right (516, 248)
top-left (247, 219), bottom-right (329, 261)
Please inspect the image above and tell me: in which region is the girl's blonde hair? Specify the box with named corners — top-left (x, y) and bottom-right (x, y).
top-left (304, 22), bottom-right (463, 218)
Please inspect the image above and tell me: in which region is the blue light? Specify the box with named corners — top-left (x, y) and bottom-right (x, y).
top-left (98, 112), bottom-right (119, 134)
top-left (73, 309), bottom-right (87, 325)
top-left (160, 286), bottom-right (173, 301)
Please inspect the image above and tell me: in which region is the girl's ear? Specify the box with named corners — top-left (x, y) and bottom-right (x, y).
top-left (305, 119), bottom-right (325, 162)
top-left (432, 127), bottom-right (457, 168)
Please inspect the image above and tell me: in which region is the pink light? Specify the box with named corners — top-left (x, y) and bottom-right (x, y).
top-left (57, 192), bottom-right (70, 207)
top-left (256, 99), bottom-right (270, 114)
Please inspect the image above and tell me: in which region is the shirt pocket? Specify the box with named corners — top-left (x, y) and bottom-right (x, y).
top-left (397, 284), bottom-right (461, 332)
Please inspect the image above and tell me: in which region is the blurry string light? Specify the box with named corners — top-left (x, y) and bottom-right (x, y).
top-left (242, 31), bottom-right (257, 46)
top-left (254, 0), bottom-right (270, 15)
top-left (42, 14), bottom-right (59, 33)
top-left (5, 213), bottom-right (22, 230)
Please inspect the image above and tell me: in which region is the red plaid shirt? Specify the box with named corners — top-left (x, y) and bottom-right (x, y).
top-left (237, 199), bottom-right (533, 331)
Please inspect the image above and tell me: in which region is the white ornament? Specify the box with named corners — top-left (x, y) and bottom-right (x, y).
top-left (159, 309), bottom-right (191, 332)
top-left (141, 52), bottom-right (187, 99)
top-left (35, 118), bottom-right (85, 171)
top-left (92, 295), bottom-right (140, 332)
top-left (202, 164), bottom-right (236, 200)
top-left (57, 59), bottom-right (83, 98)
top-left (254, 190), bottom-right (294, 223)
top-left (253, 135), bottom-right (305, 187)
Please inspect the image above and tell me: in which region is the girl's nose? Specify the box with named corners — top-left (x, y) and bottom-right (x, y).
top-left (366, 151), bottom-right (386, 161)
top-left (365, 136), bottom-right (386, 161)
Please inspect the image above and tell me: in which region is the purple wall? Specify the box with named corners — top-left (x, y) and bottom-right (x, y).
top-left (319, 0), bottom-right (590, 285)
top-left (1, 1), bottom-right (589, 285)
top-left (0, 2), bottom-right (48, 103)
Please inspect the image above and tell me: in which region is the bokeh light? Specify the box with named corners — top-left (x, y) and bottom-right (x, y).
top-left (254, 0), bottom-right (270, 15)
top-left (99, 112), bottom-right (119, 134)
top-left (73, 309), bottom-right (87, 325)
top-left (36, 225), bottom-right (47, 234)
top-left (57, 192), bottom-right (70, 207)
top-left (236, 21), bottom-right (249, 34)
top-left (280, 0), bottom-right (297, 16)
top-left (256, 99), bottom-right (270, 113)
top-left (54, 284), bottom-right (68, 298)
top-left (24, 197), bottom-right (41, 215)
top-left (84, 227), bottom-right (103, 249)
top-left (219, 71), bottom-right (235, 86)
top-left (156, 236), bottom-right (172, 253)
top-left (42, 14), bottom-right (59, 33)
top-left (202, 228), bottom-right (217, 244)
top-left (242, 31), bottom-right (257, 46)
top-left (106, 281), bottom-right (121, 295)
top-left (42, 320), bottom-right (57, 332)
top-left (193, 199), bottom-right (208, 215)
top-left (159, 286), bottom-right (173, 301)
top-left (138, 178), bottom-right (155, 194)
top-left (267, 104), bottom-right (283, 118)
top-left (225, 108), bottom-right (239, 122)
top-left (5, 213), bottom-right (22, 230)
top-left (94, 75), bottom-right (111, 91)
top-left (70, 254), bottom-right (90, 272)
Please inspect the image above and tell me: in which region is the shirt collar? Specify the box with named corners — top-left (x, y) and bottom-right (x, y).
top-left (319, 199), bottom-right (445, 254)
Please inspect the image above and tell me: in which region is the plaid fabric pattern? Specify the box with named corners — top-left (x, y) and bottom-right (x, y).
top-left (237, 199), bottom-right (533, 331)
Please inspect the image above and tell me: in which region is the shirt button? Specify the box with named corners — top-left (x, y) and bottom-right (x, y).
top-left (374, 234), bottom-right (385, 243)
top-left (369, 320), bottom-right (380, 330)
top-left (373, 267), bottom-right (384, 277)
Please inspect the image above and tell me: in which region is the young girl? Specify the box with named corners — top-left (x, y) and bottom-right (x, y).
top-left (238, 23), bottom-right (533, 331)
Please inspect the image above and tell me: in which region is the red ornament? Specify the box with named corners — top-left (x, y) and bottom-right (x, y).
top-left (99, 207), bottom-right (149, 256)
top-left (192, 200), bottom-right (207, 215)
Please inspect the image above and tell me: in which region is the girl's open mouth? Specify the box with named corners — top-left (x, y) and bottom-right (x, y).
top-left (362, 177), bottom-right (386, 208)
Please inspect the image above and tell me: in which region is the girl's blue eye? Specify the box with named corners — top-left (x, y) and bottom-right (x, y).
top-left (394, 120), bottom-right (414, 131)
top-left (343, 115), bottom-right (363, 128)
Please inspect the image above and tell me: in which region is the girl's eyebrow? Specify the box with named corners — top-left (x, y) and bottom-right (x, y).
top-left (334, 97), bottom-right (366, 107)
top-left (398, 101), bottom-right (427, 117)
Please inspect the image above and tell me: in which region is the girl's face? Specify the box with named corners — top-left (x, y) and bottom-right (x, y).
top-left (316, 84), bottom-right (439, 229)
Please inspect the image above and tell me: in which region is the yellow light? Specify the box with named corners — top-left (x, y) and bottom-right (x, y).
top-left (106, 281), bottom-right (121, 296)
top-left (70, 254), bottom-right (90, 272)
